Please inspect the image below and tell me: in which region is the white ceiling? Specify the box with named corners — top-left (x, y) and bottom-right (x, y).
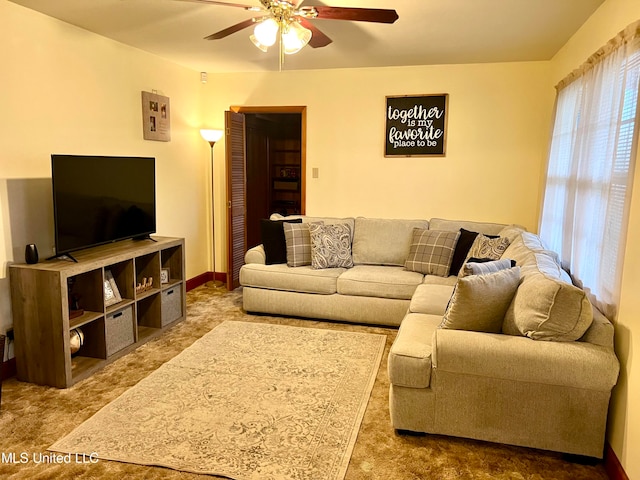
top-left (9, 0), bottom-right (605, 73)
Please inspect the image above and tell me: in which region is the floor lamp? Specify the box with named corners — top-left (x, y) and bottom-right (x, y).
top-left (200, 128), bottom-right (224, 288)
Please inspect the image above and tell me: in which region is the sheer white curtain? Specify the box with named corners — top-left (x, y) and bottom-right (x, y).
top-left (540, 22), bottom-right (640, 319)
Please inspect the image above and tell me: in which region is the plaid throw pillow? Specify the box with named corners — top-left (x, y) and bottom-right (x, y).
top-left (284, 222), bottom-right (323, 267)
top-left (405, 229), bottom-right (460, 277)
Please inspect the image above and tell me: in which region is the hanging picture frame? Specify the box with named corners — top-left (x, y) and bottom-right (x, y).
top-left (385, 94), bottom-right (449, 157)
top-left (142, 90), bottom-right (171, 142)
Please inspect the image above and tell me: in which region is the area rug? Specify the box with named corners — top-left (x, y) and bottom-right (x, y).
top-left (49, 321), bottom-right (386, 480)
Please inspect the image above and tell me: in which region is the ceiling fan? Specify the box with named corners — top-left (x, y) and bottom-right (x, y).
top-left (175, 0), bottom-right (399, 69)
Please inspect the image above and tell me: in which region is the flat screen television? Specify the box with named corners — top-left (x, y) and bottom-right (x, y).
top-left (51, 154), bottom-right (156, 257)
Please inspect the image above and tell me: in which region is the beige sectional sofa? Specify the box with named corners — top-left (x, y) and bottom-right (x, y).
top-left (240, 215), bottom-right (620, 458)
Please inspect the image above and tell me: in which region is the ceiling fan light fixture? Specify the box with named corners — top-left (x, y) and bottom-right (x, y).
top-left (252, 17), bottom-right (279, 49)
top-left (282, 21), bottom-right (312, 55)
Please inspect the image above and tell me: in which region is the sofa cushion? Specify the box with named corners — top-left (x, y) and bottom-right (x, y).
top-left (428, 218), bottom-right (507, 236)
top-left (352, 217), bottom-right (429, 266)
top-left (388, 313), bottom-right (441, 389)
top-left (519, 249), bottom-right (572, 284)
top-left (260, 218), bottom-right (302, 264)
top-left (409, 284), bottom-right (455, 315)
top-left (284, 222), bottom-right (323, 267)
top-left (239, 263), bottom-right (345, 294)
top-left (271, 214), bottom-right (355, 233)
top-left (433, 328), bottom-right (619, 391)
top-left (498, 225), bottom-right (527, 243)
top-left (441, 267), bottom-right (521, 333)
top-left (309, 223), bottom-right (354, 269)
top-left (503, 271), bottom-right (593, 341)
top-left (422, 275), bottom-right (458, 286)
top-left (337, 265), bottom-right (423, 300)
top-left (405, 229), bottom-right (460, 276)
top-left (501, 230), bottom-right (557, 268)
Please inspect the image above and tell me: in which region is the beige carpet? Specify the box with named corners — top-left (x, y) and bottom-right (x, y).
top-left (49, 321), bottom-right (385, 480)
top-left (0, 286), bottom-right (609, 479)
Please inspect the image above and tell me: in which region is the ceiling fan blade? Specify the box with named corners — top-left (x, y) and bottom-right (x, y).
top-left (204, 17), bottom-right (259, 40)
top-left (173, 0), bottom-right (258, 9)
top-left (313, 6), bottom-right (398, 24)
top-left (298, 18), bottom-right (332, 48)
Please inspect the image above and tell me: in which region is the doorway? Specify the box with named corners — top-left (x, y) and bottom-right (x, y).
top-left (225, 106), bottom-right (306, 290)
top-left (245, 113), bottom-right (303, 248)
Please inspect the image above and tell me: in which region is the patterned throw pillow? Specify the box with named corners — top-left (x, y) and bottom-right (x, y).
top-left (465, 234), bottom-right (511, 264)
top-left (284, 222), bottom-right (323, 267)
top-left (405, 229), bottom-right (460, 277)
top-left (308, 223), bottom-right (354, 269)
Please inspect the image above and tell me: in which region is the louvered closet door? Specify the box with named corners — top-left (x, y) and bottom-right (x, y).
top-left (225, 111), bottom-right (247, 290)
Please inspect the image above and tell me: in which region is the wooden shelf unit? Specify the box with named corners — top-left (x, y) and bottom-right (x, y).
top-left (270, 138), bottom-right (301, 215)
top-left (9, 236), bottom-right (186, 388)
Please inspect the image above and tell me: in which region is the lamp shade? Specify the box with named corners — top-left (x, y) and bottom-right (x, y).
top-left (200, 129), bottom-right (224, 144)
top-left (282, 22), bottom-right (312, 55)
top-left (253, 18), bottom-right (279, 48)
top-left (250, 35), bottom-right (270, 52)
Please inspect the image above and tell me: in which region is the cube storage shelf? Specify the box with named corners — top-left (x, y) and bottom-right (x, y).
top-left (9, 236), bottom-right (186, 388)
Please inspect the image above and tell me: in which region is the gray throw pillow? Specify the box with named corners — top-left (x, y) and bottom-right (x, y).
top-left (405, 229), bottom-right (460, 277)
top-left (309, 223), bottom-right (354, 269)
top-left (440, 267), bottom-right (521, 333)
top-left (461, 258), bottom-right (515, 277)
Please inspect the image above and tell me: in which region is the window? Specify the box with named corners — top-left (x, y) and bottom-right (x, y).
top-left (540, 26), bottom-right (640, 318)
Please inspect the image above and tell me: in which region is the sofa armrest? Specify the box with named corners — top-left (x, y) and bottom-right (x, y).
top-left (245, 245), bottom-right (266, 265)
top-left (388, 313), bottom-right (441, 388)
top-left (433, 329), bottom-right (619, 392)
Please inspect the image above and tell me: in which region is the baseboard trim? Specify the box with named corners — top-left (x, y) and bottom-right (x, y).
top-left (186, 272), bottom-right (228, 292)
top-left (186, 272), bottom-right (210, 291)
top-left (1, 358), bottom-right (17, 381)
top-left (605, 442), bottom-right (628, 480)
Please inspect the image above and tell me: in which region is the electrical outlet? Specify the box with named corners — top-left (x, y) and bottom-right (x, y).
top-left (6, 328), bottom-right (14, 341)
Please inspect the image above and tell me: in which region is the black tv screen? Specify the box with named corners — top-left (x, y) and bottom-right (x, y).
top-left (52, 155), bottom-right (156, 256)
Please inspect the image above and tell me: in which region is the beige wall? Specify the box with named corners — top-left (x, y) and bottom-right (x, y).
top-left (204, 61), bottom-right (552, 259)
top-left (0, 1), bottom-right (212, 334)
top-left (548, 0), bottom-right (640, 476)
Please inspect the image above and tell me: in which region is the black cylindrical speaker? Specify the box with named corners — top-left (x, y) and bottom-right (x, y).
top-left (25, 244), bottom-right (39, 264)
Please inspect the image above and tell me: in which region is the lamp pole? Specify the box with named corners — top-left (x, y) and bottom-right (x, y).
top-left (200, 129), bottom-right (224, 288)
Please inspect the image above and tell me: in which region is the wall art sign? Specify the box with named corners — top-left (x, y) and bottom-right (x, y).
top-left (142, 90), bottom-right (171, 142)
top-left (385, 94), bottom-right (448, 157)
